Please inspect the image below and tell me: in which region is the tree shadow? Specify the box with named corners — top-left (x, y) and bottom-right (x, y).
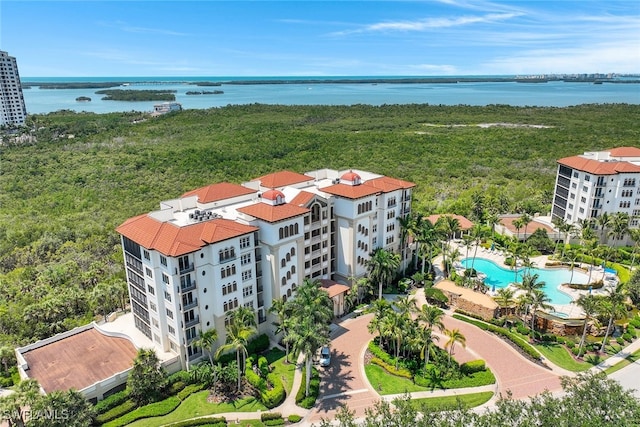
top-left (313, 350), bottom-right (355, 414)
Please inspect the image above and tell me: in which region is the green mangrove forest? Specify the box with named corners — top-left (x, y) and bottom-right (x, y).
top-left (0, 103), bottom-right (638, 348)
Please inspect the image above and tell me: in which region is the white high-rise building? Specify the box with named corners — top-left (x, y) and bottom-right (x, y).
top-left (117, 169), bottom-right (414, 369)
top-left (0, 51), bottom-right (27, 126)
top-left (551, 147), bottom-right (640, 243)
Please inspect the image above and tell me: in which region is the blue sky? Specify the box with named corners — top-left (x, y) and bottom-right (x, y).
top-left (1, 1), bottom-right (639, 77)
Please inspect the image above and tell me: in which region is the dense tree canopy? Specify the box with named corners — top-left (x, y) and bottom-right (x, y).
top-left (0, 104), bottom-right (638, 349)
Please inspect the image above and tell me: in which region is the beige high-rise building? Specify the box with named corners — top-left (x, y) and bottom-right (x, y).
top-left (0, 50), bottom-right (27, 126)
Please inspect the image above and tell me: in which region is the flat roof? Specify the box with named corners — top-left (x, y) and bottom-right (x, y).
top-left (20, 327), bottom-right (138, 394)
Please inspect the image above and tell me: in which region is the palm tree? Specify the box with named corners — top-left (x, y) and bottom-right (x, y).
top-left (417, 304), bottom-right (445, 365)
top-left (215, 307), bottom-right (257, 392)
top-left (366, 248), bottom-right (400, 299)
top-left (528, 289), bottom-right (553, 334)
top-left (628, 229), bottom-right (640, 272)
top-left (381, 310), bottom-right (406, 370)
top-left (516, 272), bottom-right (546, 321)
top-left (485, 211), bottom-right (500, 239)
top-left (397, 214), bottom-right (414, 273)
top-left (367, 298), bottom-right (392, 342)
top-left (290, 316), bottom-right (329, 397)
top-left (192, 328), bottom-right (218, 367)
top-left (410, 215), bottom-right (426, 270)
top-left (608, 212), bottom-right (630, 243)
top-left (417, 324), bottom-right (439, 370)
top-left (512, 218), bottom-right (525, 241)
top-left (598, 282), bottom-right (628, 353)
top-left (269, 297), bottom-right (292, 362)
top-left (494, 287), bottom-right (516, 318)
top-left (521, 213), bottom-right (533, 239)
top-left (574, 294), bottom-right (598, 358)
top-left (393, 295), bottom-right (417, 319)
top-left (444, 328), bottom-right (466, 367)
top-left (416, 218), bottom-right (441, 276)
top-left (596, 212), bottom-right (612, 244)
top-left (469, 224), bottom-right (487, 272)
top-left (436, 215), bottom-right (461, 278)
top-left (564, 248), bottom-right (580, 285)
top-left (559, 222), bottom-right (577, 258)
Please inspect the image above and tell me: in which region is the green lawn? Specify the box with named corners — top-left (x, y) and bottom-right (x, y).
top-left (605, 348), bottom-right (640, 375)
top-left (365, 364), bottom-right (430, 395)
top-left (410, 391), bottom-right (494, 411)
top-left (264, 348), bottom-right (296, 395)
top-left (126, 391), bottom-right (266, 427)
top-left (533, 342), bottom-right (593, 372)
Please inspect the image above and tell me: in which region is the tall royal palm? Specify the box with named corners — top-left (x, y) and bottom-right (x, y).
top-left (444, 328), bottom-right (466, 367)
top-left (528, 289), bottom-right (553, 333)
top-left (596, 212), bottom-right (612, 244)
top-left (598, 282), bottom-right (628, 353)
top-left (215, 306), bottom-right (256, 392)
top-left (367, 248), bottom-right (400, 300)
top-left (417, 304), bottom-right (445, 365)
top-left (192, 328), bottom-right (218, 367)
top-left (269, 297), bottom-right (292, 362)
top-left (575, 294), bottom-right (598, 358)
top-left (436, 215), bottom-right (461, 278)
top-left (397, 214), bottom-right (414, 273)
top-left (290, 316), bottom-right (328, 397)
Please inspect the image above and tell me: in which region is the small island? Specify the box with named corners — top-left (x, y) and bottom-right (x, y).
top-left (95, 89), bottom-right (176, 102)
top-left (75, 96), bottom-right (91, 102)
top-left (185, 90), bottom-right (224, 95)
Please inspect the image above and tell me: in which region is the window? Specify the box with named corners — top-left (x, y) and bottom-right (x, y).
top-left (164, 290), bottom-right (172, 302)
top-left (223, 281), bottom-right (237, 295)
top-left (570, 193), bottom-right (575, 199)
top-left (168, 325), bottom-right (175, 335)
top-left (622, 190), bottom-right (633, 197)
top-left (573, 172), bottom-right (579, 178)
top-left (571, 182), bottom-right (577, 189)
top-left (143, 250), bottom-right (150, 260)
top-left (620, 201), bottom-right (631, 208)
top-left (221, 264), bottom-right (236, 278)
top-left (162, 273), bottom-right (170, 284)
top-left (145, 267), bottom-right (153, 277)
top-left (160, 255), bottom-right (167, 266)
top-left (584, 174), bottom-right (590, 182)
top-left (223, 298), bottom-right (239, 312)
top-left (242, 270), bottom-right (252, 281)
top-left (582, 186), bottom-right (588, 192)
top-left (152, 318), bottom-right (159, 328)
top-left (580, 197), bottom-right (586, 203)
top-left (241, 253), bottom-right (251, 265)
top-left (219, 247), bottom-right (236, 262)
top-left (148, 284), bottom-right (155, 295)
top-left (149, 302), bottom-right (157, 312)
top-left (240, 236), bottom-right (251, 249)
top-left (166, 309), bottom-right (173, 319)
top-left (243, 286), bottom-right (253, 297)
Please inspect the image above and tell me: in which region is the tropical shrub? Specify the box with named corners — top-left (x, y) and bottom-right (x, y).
top-left (161, 416), bottom-right (227, 426)
top-left (288, 414), bottom-right (302, 423)
top-left (296, 367), bottom-right (320, 409)
top-left (460, 360), bottom-right (486, 375)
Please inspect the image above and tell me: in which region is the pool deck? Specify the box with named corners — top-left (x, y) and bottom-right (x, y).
top-left (449, 241), bottom-right (613, 319)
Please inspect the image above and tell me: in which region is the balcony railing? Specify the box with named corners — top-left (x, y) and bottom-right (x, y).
top-left (183, 298), bottom-right (198, 311)
top-left (180, 281), bottom-right (196, 293)
top-left (184, 315), bottom-right (200, 329)
top-left (178, 263), bottom-right (194, 274)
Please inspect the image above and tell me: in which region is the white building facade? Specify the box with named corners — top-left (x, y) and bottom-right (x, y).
top-left (0, 50), bottom-right (27, 126)
top-left (117, 169), bottom-right (414, 369)
top-left (551, 147), bottom-right (640, 244)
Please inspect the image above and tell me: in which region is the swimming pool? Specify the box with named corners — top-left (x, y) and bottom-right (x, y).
top-left (460, 258), bottom-right (588, 305)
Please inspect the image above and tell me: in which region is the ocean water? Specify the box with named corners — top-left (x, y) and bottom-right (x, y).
top-left (20, 76), bottom-right (640, 114)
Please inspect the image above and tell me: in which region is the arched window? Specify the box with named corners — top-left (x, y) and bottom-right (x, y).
top-left (291, 265), bottom-right (296, 274)
top-left (286, 253), bottom-right (291, 262)
top-left (282, 277), bottom-right (286, 286)
top-left (294, 223), bottom-right (299, 234)
top-left (287, 289), bottom-right (292, 297)
top-left (290, 247), bottom-right (295, 256)
top-left (279, 228), bottom-right (284, 239)
top-left (287, 271), bottom-right (291, 280)
top-left (281, 259), bottom-right (286, 268)
top-left (289, 224), bottom-right (294, 236)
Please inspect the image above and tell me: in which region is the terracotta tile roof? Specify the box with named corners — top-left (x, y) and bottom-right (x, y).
top-left (320, 279), bottom-right (350, 298)
top-left (426, 214), bottom-right (474, 230)
top-left (253, 170), bottom-right (313, 188)
top-left (500, 216), bottom-right (554, 235)
top-left (366, 176), bottom-right (416, 192)
top-left (558, 156), bottom-right (640, 175)
top-left (435, 280), bottom-right (498, 309)
top-left (290, 191), bottom-right (315, 207)
top-left (608, 146), bottom-right (640, 157)
top-left (237, 203), bottom-right (309, 223)
top-left (117, 215), bottom-right (258, 256)
top-left (21, 327), bottom-right (137, 394)
top-left (181, 182), bottom-right (256, 203)
top-left (321, 183), bottom-right (381, 199)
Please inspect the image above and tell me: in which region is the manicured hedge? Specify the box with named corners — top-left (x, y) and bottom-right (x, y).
top-left (94, 390), bottom-right (130, 415)
top-left (177, 383), bottom-right (205, 401)
top-left (288, 414), bottom-right (302, 423)
top-left (296, 367), bottom-right (320, 409)
top-left (95, 400), bottom-right (137, 424)
top-left (460, 360), bottom-right (485, 375)
top-left (452, 314), bottom-right (542, 361)
top-left (370, 357), bottom-right (412, 379)
top-left (165, 416), bottom-right (227, 426)
top-left (102, 396), bottom-right (181, 427)
top-left (244, 358), bottom-right (285, 408)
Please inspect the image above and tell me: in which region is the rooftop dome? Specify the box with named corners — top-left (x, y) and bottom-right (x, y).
top-left (340, 170), bottom-right (362, 185)
top-left (261, 189), bottom-right (286, 205)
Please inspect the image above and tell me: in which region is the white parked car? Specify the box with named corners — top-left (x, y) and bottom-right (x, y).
top-left (319, 346), bottom-right (331, 367)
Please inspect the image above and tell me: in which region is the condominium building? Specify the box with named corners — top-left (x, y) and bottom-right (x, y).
top-left (0, 50), bottom-right (27, 126)
top-left (551, 147), bottom-right (640, 242)
top-left (116, 169), bottom-right (414, 368)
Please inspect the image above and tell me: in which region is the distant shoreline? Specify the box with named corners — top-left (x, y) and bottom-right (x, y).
top-left (21, 76), bottom-right (640, 89)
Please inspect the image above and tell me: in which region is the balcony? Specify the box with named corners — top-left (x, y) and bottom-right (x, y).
top-left (184, 315), bottom-right (200, 329)
top-left (183, 298), bottom-right (198, 311)
top-left (180, 281), bottom-right (196, 293)
top-left (178, 263), bottom-right (194, 275)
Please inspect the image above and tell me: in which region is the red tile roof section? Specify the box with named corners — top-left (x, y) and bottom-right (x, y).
top-left (558, 156), bottom-right (640, 175)
top-left (608, 147), bottom-right (640, 157)
top-left (117, 215), bottom-right (258, 256)
top-left (253, 170), bottom-right (313, 188)
top-left (426, 214), bottom-right (474, 230)
top-left (320, 279), bottom-right (350, 298)
top-left (290, 191), bottom-right (315, 207)
top-left (321, 183), bottom-right (381, 199)
top-left (500, 216), bottom-right (554, 235)
top-left (21, 328), bottom-right (137, 394)
top-left (237, 203), bottom-right (309, 223)
top-left (366, 176), bottom-right (416, 192)
top-left (181, 182), bottom-right (256, 203)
